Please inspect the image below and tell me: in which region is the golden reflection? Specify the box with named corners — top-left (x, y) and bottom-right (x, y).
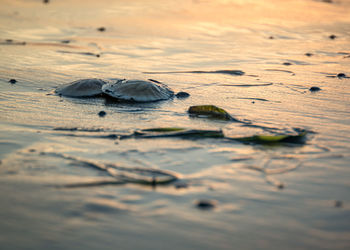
top-left (0, 1), bottom-right (350, 249)
top-left (1, 0), bottom-right (350, 41)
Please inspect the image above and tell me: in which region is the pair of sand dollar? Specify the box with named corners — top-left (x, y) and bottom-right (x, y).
top-left (55, 78), bottom-right (189, 102)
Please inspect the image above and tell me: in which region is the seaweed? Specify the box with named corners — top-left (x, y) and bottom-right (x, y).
top-left (142, 127), bottom-right (186, 132)
top-left (121, 128), bottom-right (224, 139)
top-left (188, 105), bottom-right (238, 121)
top-left (120, 127), bottom-right (307, 145)
top-left (232, 131), bottom-right (307, 145)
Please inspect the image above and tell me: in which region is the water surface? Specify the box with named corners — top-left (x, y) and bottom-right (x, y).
top-left (0, 0), bottom-right (349, 249)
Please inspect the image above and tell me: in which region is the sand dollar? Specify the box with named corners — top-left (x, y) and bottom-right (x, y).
top-left (55, 78), bottom-right (107, 97)
top-left (102, 79), bottom-right (175, 102)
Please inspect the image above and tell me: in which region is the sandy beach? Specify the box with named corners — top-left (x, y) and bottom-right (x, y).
top-left (0, 0), bottom-right (349, 249)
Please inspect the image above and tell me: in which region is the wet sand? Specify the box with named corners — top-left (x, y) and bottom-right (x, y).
top-left (0, 0), bottom-right (350, 249)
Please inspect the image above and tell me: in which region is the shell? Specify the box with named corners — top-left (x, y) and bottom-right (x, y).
top-left (55, 78), bottom-right (106, 97)
top-left (101, 79), bottom-right (174, 102)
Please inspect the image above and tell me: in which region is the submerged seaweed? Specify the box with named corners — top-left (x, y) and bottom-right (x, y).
top-left (51, 123), bottom-right (308, 146)
top-left (118, 127), bottom-right (308, 145)
top-left (232, 131), bottom-right (308, 145)
top-left (120, 128), bottom-right (224, 140)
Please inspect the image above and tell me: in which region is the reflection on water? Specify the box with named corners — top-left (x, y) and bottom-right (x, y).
top-left (0, 0), bottom-right (350, 249)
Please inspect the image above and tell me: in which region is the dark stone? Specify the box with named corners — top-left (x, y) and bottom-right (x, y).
top-left (309, 86), bottom-right (321, 92)
top-left (195, 199), bottom-right (216, 210)
top-left (305, 53), bottom-right (313, 57)
top-left (9, 79), bottom-right (17, 84)
top-left (175, 182), bottom-right (188, 189)
top-left (329, 34), bottom-right (336, 40)
top-left (61, 40), bottom-right (70, 44)
top-left (97, 27), bottom-right (106, 32)
top-left (283, 62), bottom-right (292, 66)
top-left (4, 39), bottom-right (25, 45)
top-left (43, 0), bottom-right (49, 3)
top-left (269, 36), bottom-right (274, 39)
top-left (175, 91), bottom-right (190, 98)
top-left (98, 111), bottom-right (106, 117)
top-left (337, 73), bottom-right (346, 78)
top-left (334, 200), bottom-right (343, 208)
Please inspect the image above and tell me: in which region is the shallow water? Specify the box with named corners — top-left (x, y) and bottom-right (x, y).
top-left (0, 0), bottom-right (350, 249)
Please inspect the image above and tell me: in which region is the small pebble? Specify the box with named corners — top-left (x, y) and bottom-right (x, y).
top-left (329, 34), bottom-right (336, 40)
top-left (61, 40), bottom-right (70, 44)
top-left (6, 170), bottom-right (17, 175)
top-left (28, 149), bottom-right (36, 153)
top-left (269, 36), bottom-right (274, 39)
top-left (277, 183), bottom-right (285, 189)
top-left (283, 62), bottom-right (292, 66)
top-left (195, 199), bottom-right (217, 210)
top-left (98, 111), bottom-right (106, 117)
top-left (208, 186), bottom-right (215, 191)
top-left (5, 39), bottom-right (13, 43)
top-left (9, 79), bottom-right (17, 84)
top-left (97, 27), bottom-right (106, 32)
top-left (309, 86), bottom-right (321, 92)
top-left (43, 0), bottom-right (49, 3)
top-left (175, 91), bottom-right (190, 98)
top-left (334, 200), bottom-right (343, 208)
top-left (337, 73), bottom-right (346, 78)
top-left (175, 182), bottom-right (188, 189)
top-left (305, 53), bottom-right (313, 57)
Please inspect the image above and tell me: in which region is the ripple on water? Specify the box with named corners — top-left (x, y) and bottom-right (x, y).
top-left (1, 0), bottom-right (350, 249)
top-left (83, 198), bottom-right (131, 214)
